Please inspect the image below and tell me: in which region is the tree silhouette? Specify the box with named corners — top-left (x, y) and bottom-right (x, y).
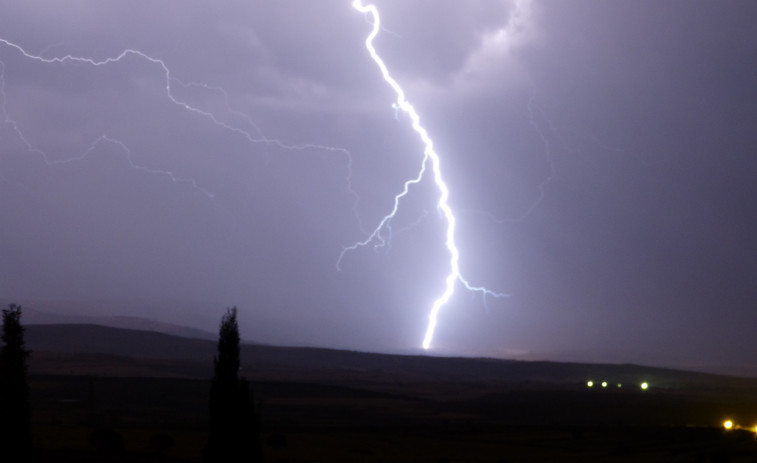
top-left (204, 307), bottom-right (263, 462)
top-left (0, 304), bottom-right (32, 460)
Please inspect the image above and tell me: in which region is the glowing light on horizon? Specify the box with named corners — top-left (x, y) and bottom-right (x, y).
top-left (350, 1), bottom-right (507, 350)
top-left (723, 420), bottom-right (733, 430)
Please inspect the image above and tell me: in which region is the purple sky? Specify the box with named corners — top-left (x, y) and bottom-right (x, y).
top-left (2, 1), bottom-right (757, 375)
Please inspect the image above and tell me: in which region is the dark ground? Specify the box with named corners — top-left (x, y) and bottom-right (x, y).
top-left (21, 325), bottom-right (757, 462)
top-left (27, 366), bottom-right (757, 462)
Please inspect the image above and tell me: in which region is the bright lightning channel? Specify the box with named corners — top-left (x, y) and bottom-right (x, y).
top-left (350, 1), bottom-right (507, 350)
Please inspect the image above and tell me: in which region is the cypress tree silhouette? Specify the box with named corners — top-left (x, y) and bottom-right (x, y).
top-left (204, 307), bottom-right (263, 462)
top-left (0, 304), bottom-right (32, 460)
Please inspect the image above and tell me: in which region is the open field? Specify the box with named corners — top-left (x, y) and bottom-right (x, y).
top-left (28, 374), bottom-right (757, 462)
top-left (22, 324), bottom-right (757, 461)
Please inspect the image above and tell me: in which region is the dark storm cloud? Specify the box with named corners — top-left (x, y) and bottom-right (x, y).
top-left (1, 1), bottom-right (756, 375)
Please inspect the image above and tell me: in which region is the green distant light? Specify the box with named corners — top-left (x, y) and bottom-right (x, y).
top-left (640, 382), bottom-right (649, 390)
top-left (587, 380), bottom-right (594, 387)
top-left (601, 381), bottom-right (608, 388)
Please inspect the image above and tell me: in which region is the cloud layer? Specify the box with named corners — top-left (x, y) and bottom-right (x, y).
top-left (1, 1), bottom-right (756, 374)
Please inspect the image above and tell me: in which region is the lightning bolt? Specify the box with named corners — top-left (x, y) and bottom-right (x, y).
top-left (350, 1), bottom-right (508, 350)
top-left (3, 8), bottom-right (507, 351)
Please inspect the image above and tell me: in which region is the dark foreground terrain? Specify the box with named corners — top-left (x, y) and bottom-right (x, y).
top-left (22, 325), bottom-right (757, 462)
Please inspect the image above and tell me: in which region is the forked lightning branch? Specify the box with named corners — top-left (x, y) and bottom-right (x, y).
top-left (349, 1), bottom-right (507, 350)
top-left (0, 2), bottom-right (507, 352)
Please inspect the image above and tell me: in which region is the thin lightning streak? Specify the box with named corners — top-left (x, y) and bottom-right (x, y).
top-left (2, 58), bottom-right (207, 197)
top-left (180, 81), bottom-right (364, 228)
top-left (488, 92), bottom-right (559, 224)
top-left (467, 90), bottom-right (654, 226)
top-left (0, 60), bottom-right (39, 156)
top-left (0, 41), bottom-right (215, 196)
top-left (2, 60), bottom-right (211, 195)
top-left (178, 80), bottom-right (359, 169)
top-left (0, 39), bottom-right (360, 212)
top-left (516, 93), bottom-right (559, 220)
top-left (337, 156), bottom-right (428, 268)
top-left (386, 209), bottom-right (431, 253)
top-left (69, 136), bottom-right (216, 197)
top-left (351, 1), bottom-right (507, 350)
top-left (0, 39), bottom-right (201, 124)
top-left (0, 60), bottom-right (15, 186)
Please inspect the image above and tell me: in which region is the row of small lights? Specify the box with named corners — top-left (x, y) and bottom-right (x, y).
top-left (587, 382), bottom-right (753, 432)
top-left (584, 381), bottom-right (752, 434)
top-left (586, 380), bottom-right (649, 390)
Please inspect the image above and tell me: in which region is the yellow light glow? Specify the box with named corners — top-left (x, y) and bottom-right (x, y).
top-left (723, 420), bottom-right (733, 430)
top-left (617, 383), bottom-right (622, 388)
top-left (601, 381), bottom-right (608, 388)
top-left (587, 381), bottom-right (594, 387)
top-left (640, 382), bottom-right (648, 390)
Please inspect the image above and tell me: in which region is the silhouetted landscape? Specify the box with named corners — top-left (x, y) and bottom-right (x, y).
top-left (11, 321), bottom-right (757, 461)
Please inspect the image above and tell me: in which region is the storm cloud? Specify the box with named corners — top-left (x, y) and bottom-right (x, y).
top-left (1, 1), bottom-right (756, 375)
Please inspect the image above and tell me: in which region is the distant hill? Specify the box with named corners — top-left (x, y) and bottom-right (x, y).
top-left (26, 324), bottom-right (217, 361)
top-left (24, 324), bottom-right (757, 396)
top-left (16, 302), bottom-right (217, 340)
top-left (13, 299), bottom-right (756, 378)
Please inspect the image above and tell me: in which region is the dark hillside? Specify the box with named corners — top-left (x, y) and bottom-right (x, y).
top-left (25, 324), bottom-right (756, 393)
top-left (26, 324), bottom-right (216, 362)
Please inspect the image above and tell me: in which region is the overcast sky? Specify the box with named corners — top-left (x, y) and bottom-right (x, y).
top-left (2, 1), bottom-right (756, 375)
